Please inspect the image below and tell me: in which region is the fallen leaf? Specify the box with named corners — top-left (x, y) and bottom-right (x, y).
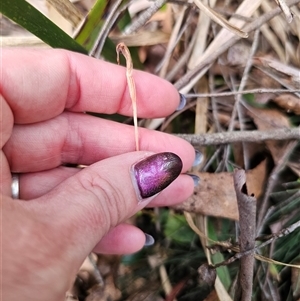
top-left (247, 107), bottom-right (291, 163)
top-left (202, 289), bottom-right (219, 301)
top-left (174, 160), bottom-right (267, 220)
top-left (227, 42), bottom-right (251, 66)
top-left (273, 93), bottom-right (300, 115)
top-left (253, 57), bottom-right (300, 87)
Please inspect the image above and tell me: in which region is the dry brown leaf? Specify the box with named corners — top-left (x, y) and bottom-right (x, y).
top-left (247, 107), bottom-right (291, 163)
top-left (254, 57), bottom-right (300, 85)
top-left (202, 289), bottom-right (219, 301)
top-left (273, 93), bottom-right (300, 114)
top-left (247, 107), bottom-right (291, 129)
top-left (174, 160), bottom-right (267, 220)
top-left (257, 18), bottom-right (286, 62)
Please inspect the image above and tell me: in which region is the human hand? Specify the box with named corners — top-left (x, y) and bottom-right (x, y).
top-left (1, 48), bottom-right (197, 300)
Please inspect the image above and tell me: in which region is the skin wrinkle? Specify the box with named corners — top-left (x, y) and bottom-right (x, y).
top-left (10, 123), bottom-right (62, 172)
top-left (0, 95), bottom-right (14, 147)
top-left (75, 168), bottom-right (121, 233)
top-left (64, 51), bottom-right (83, 111)
top-left (61, 112), bottom-right (85, 165)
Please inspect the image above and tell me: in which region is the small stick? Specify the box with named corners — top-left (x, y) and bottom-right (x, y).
top-left (184, 88), bottom-right (300, 98)
top-left (116, 43), bottom-right (139, 151)
top-left (176, 127), bottom-right (300, 146)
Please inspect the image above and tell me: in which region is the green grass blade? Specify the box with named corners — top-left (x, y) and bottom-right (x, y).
top-left (1, 0), bottom-right (87, 54)
top-left (208, 218), bottom-right (232, 290)
top-left (74, 0), bottom-right (116, 57)
top-left (74, 0), bottom-right (142, 66)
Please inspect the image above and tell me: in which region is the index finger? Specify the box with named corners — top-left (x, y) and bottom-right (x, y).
top-left (1, 48), bottom-right (182, 124)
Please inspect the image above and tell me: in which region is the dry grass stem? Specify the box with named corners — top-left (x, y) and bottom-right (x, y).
top-left (275, 0), bottom-right (294, 22)
top-left (185, 88), bottom-right (300, 98)
top-left (166, 31), bottom-right (198, 81)
top-left (175, 0), bottom-right (300, 92)
top-left (193, 0), bottom-right (248, 38)
top-left (116, 42), bottom-right (139, 151)
top-left (158, 5), bottom-right (188, 77)
top-left (188, 0), bottom-right (216, 69)
top-left (213, 220), bottom-right (300, 269)
top-left (90, 0), bottom-right (124, 57)
top-left (235, 29), bottom-right (260, 168)
top-left (256, 141), bottom-right (299, 234)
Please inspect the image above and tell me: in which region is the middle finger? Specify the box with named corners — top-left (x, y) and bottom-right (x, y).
top-left (4, 112), bottom-right (195, 172)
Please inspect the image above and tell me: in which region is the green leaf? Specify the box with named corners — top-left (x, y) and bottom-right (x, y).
top-left (74, 0), bottom-right (117, 60)
top-left (207, 218), bottom-right (232, 290)
top-left (74, 0), bottom-right (109, 48)
top-left (1, 0), bottom-right (87, 54)
top-left (74, 0), bottom-right (142, 65)
top-left (164, 213), bottom-right (196, 244)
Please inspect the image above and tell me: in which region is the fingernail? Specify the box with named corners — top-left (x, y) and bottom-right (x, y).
top-left (132, 152), bottom-right (183, 201)
top-left (176, 93), bottom-right (186, 111)
top-left (188, 174), bottom-right (200, 187)
top-left (144, 233), bottom-right (155, 246)
top-left (193, 150), bottom-right (203, 166)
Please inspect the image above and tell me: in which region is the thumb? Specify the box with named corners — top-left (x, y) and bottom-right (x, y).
top-left (30, 151), bottom-right (183, 256)
top-left (3, 152), bottom-right (184, 301)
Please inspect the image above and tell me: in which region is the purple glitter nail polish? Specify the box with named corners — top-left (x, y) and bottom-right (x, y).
top-left (132, 152), bottom-right (183, 200)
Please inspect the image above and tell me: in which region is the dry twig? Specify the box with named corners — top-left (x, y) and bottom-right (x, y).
top-left (213, 219), bottom-right (300, 268)
top-left (124, 0), bottom-right (167, 35)
top-left (185, 88), bottom-right (300, 98)
top-left (176, 127), bottom-right (300, 146)
top-left (193, 0), bottom-right (248, 38)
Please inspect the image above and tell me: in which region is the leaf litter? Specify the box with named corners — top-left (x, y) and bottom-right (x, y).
top-left (2, 0), bottom-right (300, 299)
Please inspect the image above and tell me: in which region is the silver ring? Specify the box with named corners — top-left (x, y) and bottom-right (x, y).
top-left (11, 173), bottom-right (20, 199)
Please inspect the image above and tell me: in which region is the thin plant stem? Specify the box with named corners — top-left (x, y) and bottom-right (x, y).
top-left (116, 43), bottom-right (139, 151)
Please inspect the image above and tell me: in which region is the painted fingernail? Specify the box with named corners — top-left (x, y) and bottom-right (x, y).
top-left (176, 93), bottom-right (186, 111)
top-left (144, 233), bottom-right (155, 246)
top-left (193, 150), bottom-right (203, 166)
top-left (132, 152), bottom-right (183, 201)
top-left (188, 174), bottom-right (200, 187)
